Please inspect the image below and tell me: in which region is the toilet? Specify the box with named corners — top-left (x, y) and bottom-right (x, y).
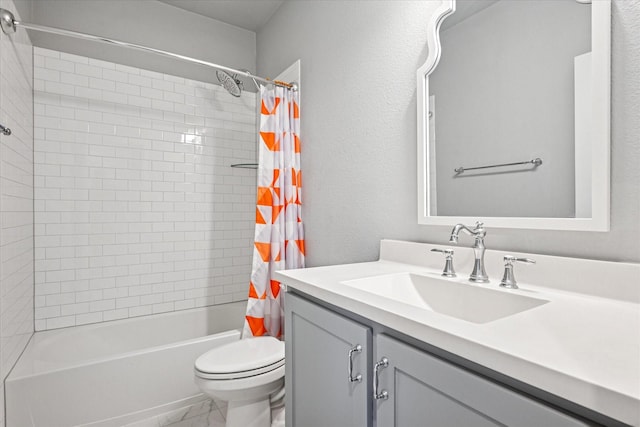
top-left (194, 336), bottom-right (285, 427)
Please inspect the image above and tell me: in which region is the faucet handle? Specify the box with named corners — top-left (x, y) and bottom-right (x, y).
top-left (500, 255), bottom-right (535, 289)
top-left (504, 255), bottom-right (535, 265)
top-left (430, 248), bottom-right (456, 277)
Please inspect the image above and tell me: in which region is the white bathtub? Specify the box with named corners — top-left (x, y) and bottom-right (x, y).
top-left (5, 302), bottom-right (246, 427)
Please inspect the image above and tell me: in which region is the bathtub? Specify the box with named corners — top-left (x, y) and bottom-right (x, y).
top-left (5, 301), bottom-right (246, 427)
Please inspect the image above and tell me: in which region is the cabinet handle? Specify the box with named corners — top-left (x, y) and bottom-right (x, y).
top-left (348, 344), bottom-right (362, 383)
top-left (373, 357), bottom-right (389, 400)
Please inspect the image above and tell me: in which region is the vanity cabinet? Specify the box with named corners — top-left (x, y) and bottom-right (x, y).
top-left (286, 292), bottom-right (592, 427)
top-left (375, 334), bottom-right (589, 427)
top-left (285, 293), bottom-right (372, 427)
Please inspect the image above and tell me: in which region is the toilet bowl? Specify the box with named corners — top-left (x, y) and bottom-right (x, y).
top-left (194, 336), bottom-right (285, 427)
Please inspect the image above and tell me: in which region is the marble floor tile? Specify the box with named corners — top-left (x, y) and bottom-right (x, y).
top-left (122, 416), bottom-right (161, 427)
top-left (159, 400), bottom-right (215, 425)
top-left (214, 400), bottom-right (227, 420)
top-left (122, 398), bottom-right (284, 427)
top-left (122, 399), bottom-right (222, 427)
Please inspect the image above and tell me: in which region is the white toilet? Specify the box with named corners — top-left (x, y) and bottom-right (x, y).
top-left (194, 336), bottom-right (285, 427)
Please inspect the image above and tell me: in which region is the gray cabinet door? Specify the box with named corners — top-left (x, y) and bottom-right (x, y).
top-left (285, 292), bottom-right (371, 427)
top-left (375, 334), bottom-right (590, 427)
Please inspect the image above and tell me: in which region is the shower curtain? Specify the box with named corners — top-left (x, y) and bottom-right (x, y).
top-left (243, 84), bottom-right (304, 339)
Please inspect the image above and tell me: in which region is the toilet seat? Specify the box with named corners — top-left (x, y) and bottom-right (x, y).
top-left (195, 359), bottom-right (285, 380)
top-left (195, 336), bottom-right (284, 380)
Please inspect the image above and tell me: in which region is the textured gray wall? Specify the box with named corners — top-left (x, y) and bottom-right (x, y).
top-left (26, 0), bottom-right (256, 87)
top-left (430, 0), bottom-right (590, 218)
top-left (10, 0), bottom-right (32, 22)
top-left (257, 0), bottom-right (640, 265)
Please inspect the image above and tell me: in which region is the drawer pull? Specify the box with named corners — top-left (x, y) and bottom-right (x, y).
top-left (374, 357), bottom-right (389, 400)
top-left (348, 344), bottom-right (362, 383)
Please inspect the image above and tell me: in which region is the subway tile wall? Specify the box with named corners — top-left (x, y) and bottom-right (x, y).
top-left (34, 47), bottom-right (257, 331)
top-left (0, 0), bottom-right (34, 425)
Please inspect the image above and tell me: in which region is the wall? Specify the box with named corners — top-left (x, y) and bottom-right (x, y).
top-left (257, 0), bottom-right (640, 265)
top-left (430, 0), bottom-right (590, 218)
top-left (27, 0), bottom-right (257, 89)
top-left (0, 0), bottom-right (34, 424)
top-left (34, 47), bottom-right (257, 330)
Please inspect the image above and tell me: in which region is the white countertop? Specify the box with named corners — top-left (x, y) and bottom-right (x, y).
top-left (276, 240), bottom-right (640, 426)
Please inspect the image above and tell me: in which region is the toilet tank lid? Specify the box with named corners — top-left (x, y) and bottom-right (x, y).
top-left (195, 336), bottom-right (284, 374)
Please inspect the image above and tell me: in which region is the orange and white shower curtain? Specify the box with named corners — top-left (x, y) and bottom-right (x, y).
top-left (243, 84), bottom-right (304, 339)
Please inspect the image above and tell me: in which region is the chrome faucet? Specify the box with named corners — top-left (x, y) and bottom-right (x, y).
top-left (449, 222), bottom-right (489, 283)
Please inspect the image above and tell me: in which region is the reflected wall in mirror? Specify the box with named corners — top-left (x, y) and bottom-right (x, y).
top-left (417, 0), bottom-right (610, 231)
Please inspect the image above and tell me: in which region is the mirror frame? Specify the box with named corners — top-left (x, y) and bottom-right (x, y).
top-left (417, 0), bottom-right (611, 231)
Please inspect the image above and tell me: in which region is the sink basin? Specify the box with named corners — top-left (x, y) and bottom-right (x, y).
top-left (341, 273), bottom-right (548, 323)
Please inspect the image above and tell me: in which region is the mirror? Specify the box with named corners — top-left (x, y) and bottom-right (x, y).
top-left (417, 0), bottom-right (610, 231)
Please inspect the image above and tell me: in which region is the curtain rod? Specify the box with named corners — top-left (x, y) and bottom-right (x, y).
top-left (0, 8), bottom-right (296, 90)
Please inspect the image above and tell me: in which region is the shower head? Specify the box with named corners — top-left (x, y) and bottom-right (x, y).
top-left (216, 70), bottom-right (243, 97)
top-left (241, 69), bottom-right (261, 91)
